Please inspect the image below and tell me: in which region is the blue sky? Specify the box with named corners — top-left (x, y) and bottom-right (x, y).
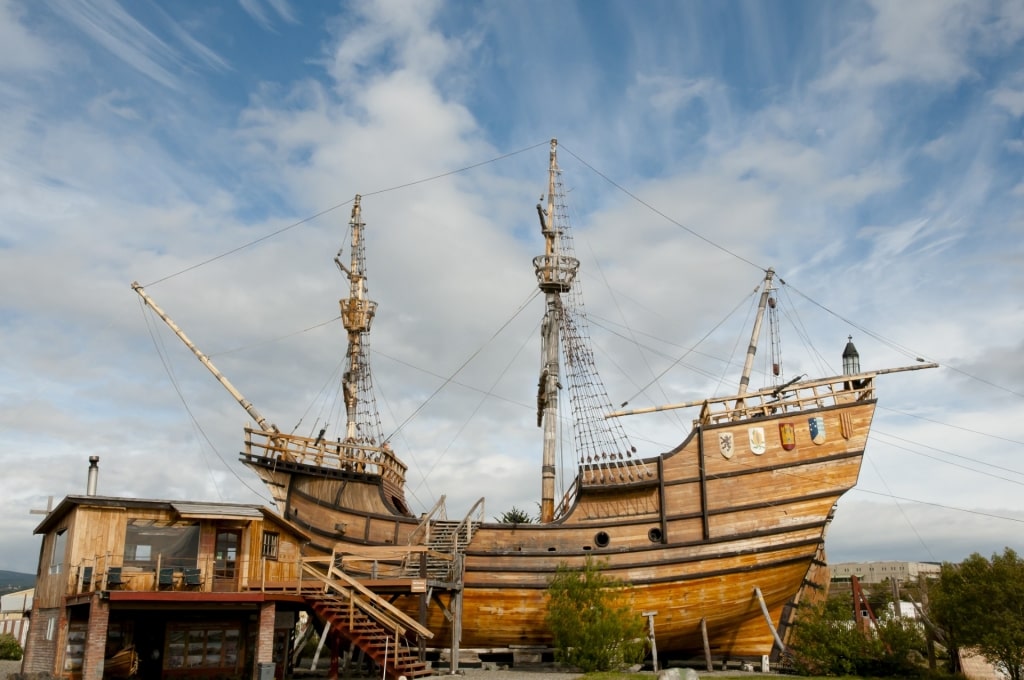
top-left (1, 0), bottom-right (1023, 573)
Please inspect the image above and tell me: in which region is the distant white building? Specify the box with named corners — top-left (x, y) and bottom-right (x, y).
top-left (0, 588), bottom-right (33, 647)
top-left (830, 560), bottom-right (940, 584)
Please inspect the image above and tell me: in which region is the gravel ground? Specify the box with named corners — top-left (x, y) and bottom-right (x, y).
top-left (0, 659), bottom-right (21, 679)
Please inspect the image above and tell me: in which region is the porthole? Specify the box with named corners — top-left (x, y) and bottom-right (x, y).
top-left (594, 531), bottom-right (610, 548)
top-left (648, 527), bottom-right (663, 543)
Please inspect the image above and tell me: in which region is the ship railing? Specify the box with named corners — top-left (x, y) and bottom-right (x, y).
top-left (406, 495), bottom-right (447, 547)
top-left (696, 373), bottom-right (877, 426)
top-left (554, 478), bottom-right (579, 521)
top-left (244, 427), bottom-right (407, 487)
top-left (450, 497), bottom-right (485, 548)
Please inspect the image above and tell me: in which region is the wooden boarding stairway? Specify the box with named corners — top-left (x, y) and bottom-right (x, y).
top-left (295, 559), bottom-right (433, 680)
top-left (401, 497), bottom-right (484, 581)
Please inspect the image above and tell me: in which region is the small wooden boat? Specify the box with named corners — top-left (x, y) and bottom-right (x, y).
top-left (105, 644), bottom-right (138, 678)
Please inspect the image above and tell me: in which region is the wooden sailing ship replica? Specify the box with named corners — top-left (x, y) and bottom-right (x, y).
top-left (134, 139), bottom-right (934, 663)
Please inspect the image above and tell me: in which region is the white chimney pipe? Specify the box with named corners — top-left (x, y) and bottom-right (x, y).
top-left (87, 456), bottom-right (99, 496)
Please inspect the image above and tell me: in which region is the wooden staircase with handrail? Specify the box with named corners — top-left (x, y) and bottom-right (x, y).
top-left (292, 558), bottom-right (434, 680)
top-left (308, 593), bottom-right (431, 679)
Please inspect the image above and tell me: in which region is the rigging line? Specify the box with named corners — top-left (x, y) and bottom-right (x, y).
top-left (873, 431), bottom-right (1024, 480)
top-left (850, 486), bottom-right (1024, 525)
top-left (580, 237), bottom-right (686, 430)
top-left (384, 287), bottom-right (543, 442)
top-left (411, 313), bottom-right (542, 498)
top-left (699, 442), bottom-right (1024, 528)
top-left (558, 143), bottom-right (765, 273)
top-left (138, 301), bottom-right (273, 504)
top-left (373, 350), bottom-right (533, 411)
top-left (142, 140), bottom-right (550, 288)
top-left (290, 351), bottom-right (347, 437)
top-left (142, 199), bottom-right (354, 288)
top-left (374, 372), bottom-right (433, 511)
top-left (864, 450), bottom-right (937, 561)
top-left (617, 284), bottom-right (759, 407)
top-left (138, 298), bottom-right (222, 500)
top-left (210, 316), bottom-right (341, 357)
top-left (587, 314), bottom-right (734, 369)
top-left (361, 140), bottom-right (551, 198)
top-left (784, 284), bottom-right (926, 361)
top-left (786, 283), bottom-right (1024, 400)
top-left (777, 285), bottom-right (833, 378)
top-left (877, 404), bottom-right (1024, 448)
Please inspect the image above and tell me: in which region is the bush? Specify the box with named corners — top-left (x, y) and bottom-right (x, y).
top-left (786, 596), bottom-right (928, 677)
top-left (0, 633), bottom-right (23, 660)
top-left (545, 556), bottom-right (646, 672)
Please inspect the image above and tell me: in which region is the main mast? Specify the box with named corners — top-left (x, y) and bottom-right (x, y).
top-left (533, 139), bottom-right (579, 523)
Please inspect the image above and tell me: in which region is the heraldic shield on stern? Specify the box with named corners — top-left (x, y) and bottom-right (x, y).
top-left (719, 431), bottom-right (735, 459)
top-left (749, 427), bottom-right (766, 455)
top-left (808, 416), bottom-right (826, 444)
top-left (779, 423), bottom-right (796, 451)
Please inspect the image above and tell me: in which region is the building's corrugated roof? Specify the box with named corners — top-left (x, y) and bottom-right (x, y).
top-left (171, 502), bottom-right (263, 519)
top-left (34, 495), bottom-right (269, 533)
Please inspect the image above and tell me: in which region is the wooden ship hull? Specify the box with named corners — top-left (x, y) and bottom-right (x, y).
top-left (137, 139), bottom-right (934, 663)
top-left (240, 378), bottom-right (876, 658)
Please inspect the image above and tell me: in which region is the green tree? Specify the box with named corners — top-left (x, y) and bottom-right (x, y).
top-left (545, 556), bottom-right (646, 672)
top-left (931, 547), bottom-right (1024, 680)
top-left (0, 633), bottom-right (22, 661)
top-left (495, 506), bottom-right (534, 523)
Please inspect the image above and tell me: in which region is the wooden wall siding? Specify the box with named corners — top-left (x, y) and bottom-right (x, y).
top-left (566, 487), bottom-right (660, 522)
top-left (296, 476), bottom-right (395, 517)
top-left (40, 502), bottom-right (311, 596)
top-left (35, 521), bottom-right (71, 609)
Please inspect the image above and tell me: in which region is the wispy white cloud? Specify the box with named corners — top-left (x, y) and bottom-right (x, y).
top-left (991, 86), bottom-right (1024, 116)
top-left (238, 0), bottom-right (297, 31)
top-left (0, 0), bottom-right (55, 72)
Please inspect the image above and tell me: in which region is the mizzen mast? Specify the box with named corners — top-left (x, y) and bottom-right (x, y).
top-left (737, 268), bottom-right (776, 395)
top-left (335, 194), bottom-right (386, 449)
top-left (534, 139), bottom-right (579, 523)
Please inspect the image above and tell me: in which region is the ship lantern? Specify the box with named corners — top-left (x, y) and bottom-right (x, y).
top-left (842, 336), bottom-right (860, 375)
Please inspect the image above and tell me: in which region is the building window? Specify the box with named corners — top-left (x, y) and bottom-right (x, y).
top-left (165, 623), bottom-right (241, 671)
top-left (261, 532), bottom-right (280, 560)
top-left (49, 529), bottom-right (67, 575)
top-left (124, 521), bottom-right (199, 568)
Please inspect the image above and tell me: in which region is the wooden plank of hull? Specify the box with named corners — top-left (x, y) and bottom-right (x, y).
top-left (406, 550), bottom-right (810, 657)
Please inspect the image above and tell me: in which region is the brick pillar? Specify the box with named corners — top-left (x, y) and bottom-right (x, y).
top-left (253, 601), bottom-right (275, 680)
top-left (82, 595), bottom-right (109, 680)
top-left (21, 601), bottom-right (51, 673)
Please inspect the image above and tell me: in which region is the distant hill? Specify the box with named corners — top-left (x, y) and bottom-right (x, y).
top-left (0, 570), bottom-right (35, 592)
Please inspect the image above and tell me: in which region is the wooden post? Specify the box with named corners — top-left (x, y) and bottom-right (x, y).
top-left (310, 621), bottom-right (330, 670)
top-left (700, 617), bottom-right (712, 672)
top-left (451, 588), bottom-right (462, 674)
top-left (642, 611), bottom-right (659, 671)
top-left (753, 587), bottom-right (786, 652)
top-left (419, 552), bottom-right (428, 662)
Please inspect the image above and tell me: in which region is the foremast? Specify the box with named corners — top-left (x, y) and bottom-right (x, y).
top-left (534, 140), bottom-right (578, 523)
top-left (336, 195), bottom-right (386, 450)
